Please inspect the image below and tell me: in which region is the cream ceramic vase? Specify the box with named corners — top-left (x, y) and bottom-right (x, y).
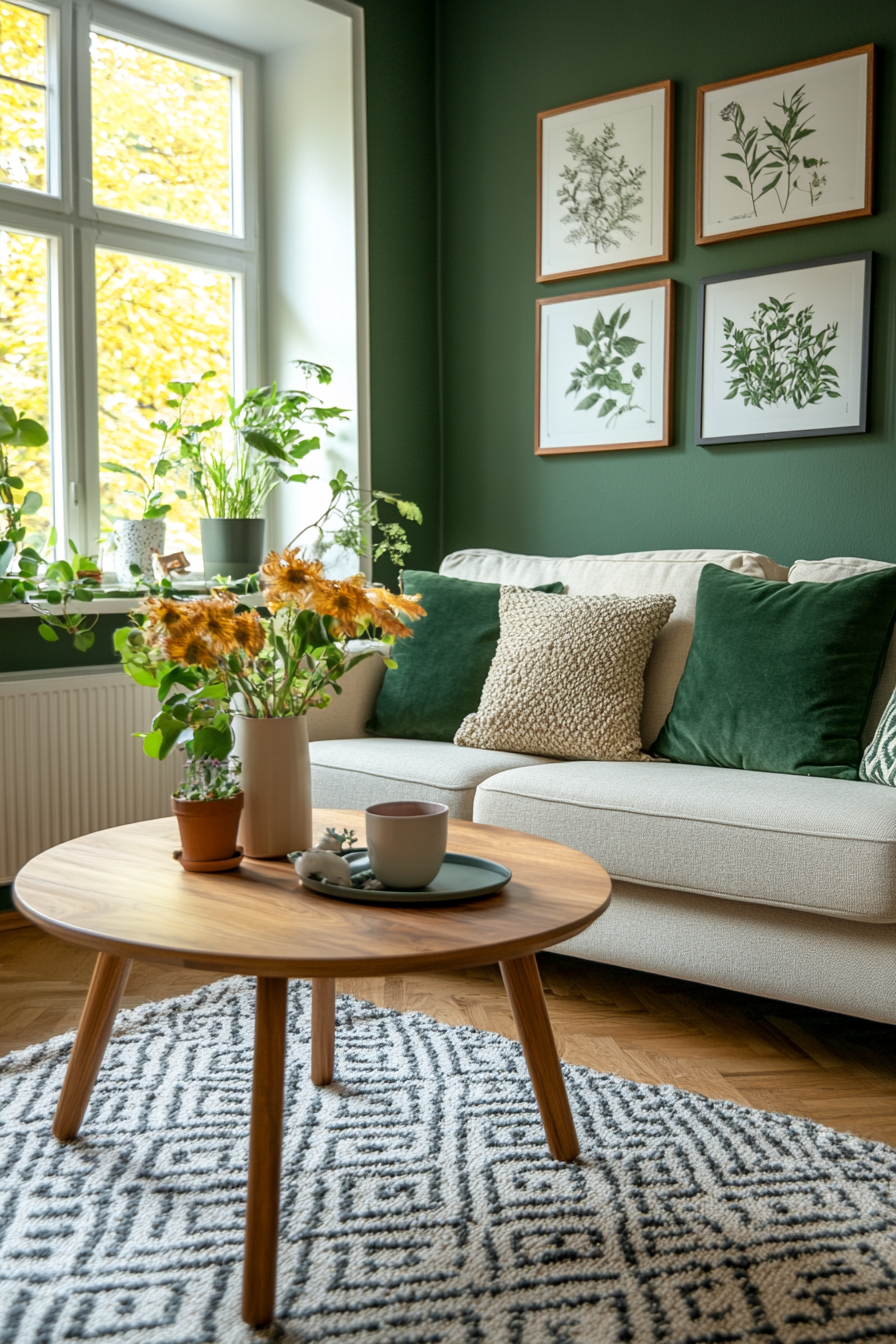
top-left (232, 714), bottom-right (312, 859)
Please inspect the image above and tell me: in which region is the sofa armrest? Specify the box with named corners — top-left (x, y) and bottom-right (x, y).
top-left (306, 641), bottom-right (388, 741)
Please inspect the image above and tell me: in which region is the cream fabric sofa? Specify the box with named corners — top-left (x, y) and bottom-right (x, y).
top-left (308, 548), bottom-right (896, 1025)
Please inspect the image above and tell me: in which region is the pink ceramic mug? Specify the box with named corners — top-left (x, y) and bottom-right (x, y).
top-left (365, 801), bottom-right (449, 889)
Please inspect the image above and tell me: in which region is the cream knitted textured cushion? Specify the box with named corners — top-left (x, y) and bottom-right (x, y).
top-left (454, 586), bottom-right (676, 761)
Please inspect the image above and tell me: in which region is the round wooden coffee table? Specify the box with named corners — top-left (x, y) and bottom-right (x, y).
top-left (14, 808), bottom-right (611, 1328)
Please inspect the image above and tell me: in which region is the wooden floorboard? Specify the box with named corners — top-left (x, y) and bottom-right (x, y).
top-left (1, 925), bottom-right (893, 1145)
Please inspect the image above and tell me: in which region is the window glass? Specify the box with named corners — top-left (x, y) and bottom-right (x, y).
top-left (90, 33), bottom-right (233, 233)
top-left (95, 248), bottom-right (233, 559)
top-left (0, 2), bottom-right (48, 192)
top-left (0, 227), bottom-right (53, 550)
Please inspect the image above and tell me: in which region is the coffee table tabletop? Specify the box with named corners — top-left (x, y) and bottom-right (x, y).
top-left (14, 808), bottom-right (612, 1327)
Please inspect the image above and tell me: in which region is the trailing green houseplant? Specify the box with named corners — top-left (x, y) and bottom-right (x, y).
top-left (1, 400), bottom-right (48, 572)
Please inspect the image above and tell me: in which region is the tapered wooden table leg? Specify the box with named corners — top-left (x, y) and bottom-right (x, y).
top-left (52, 952), bottom-right (132, 1141)
top-left (499, 953), bottom-right (579, 1161)
top-left (242, 976), bottom-right (288, 1328)
top-left (310, 978), bottom-right (335, 1086)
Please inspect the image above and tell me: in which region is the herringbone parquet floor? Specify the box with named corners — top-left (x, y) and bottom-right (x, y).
top-left (2, 924), bottom-right (894, 1145)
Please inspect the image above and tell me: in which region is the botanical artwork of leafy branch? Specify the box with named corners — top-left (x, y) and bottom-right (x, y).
top-left (720, 295), bottom-right (840, 410)
top-left (720, 83), bottom-right (829, 217)
top-left (558, 125), bottom-right (646, 254)
top-left (566, 306), bottom-right (645, 427)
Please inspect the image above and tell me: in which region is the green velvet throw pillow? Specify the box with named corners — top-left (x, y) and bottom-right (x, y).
top-left (367, 570), bottom-right (564, 742)
top-left (651, 563), bottom-right (896, 780)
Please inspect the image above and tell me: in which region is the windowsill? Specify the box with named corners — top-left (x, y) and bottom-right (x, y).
top-left (0, 585), bottom-right (266, 618)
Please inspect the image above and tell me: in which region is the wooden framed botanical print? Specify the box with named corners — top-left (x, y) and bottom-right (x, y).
top-left (537, 81), bottom-right (672, 283)
top-left (696, 46), bottom-right (874, 244)
top-left (696, 253), bottom-right (872, 445)
top-left (536, 279), bottom-right (673, 455)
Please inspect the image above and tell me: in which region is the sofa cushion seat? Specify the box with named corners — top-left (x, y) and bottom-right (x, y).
top-left (310, 737), bottom-right (555, 820)
top-left (472, 761), bottom-right (896, 922)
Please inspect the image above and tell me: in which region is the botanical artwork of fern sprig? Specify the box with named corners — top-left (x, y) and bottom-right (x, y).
top-left (720, 83), bottom-right (829, 218)
top-left (558, 125), bottom-right (646, 254)
top-left (720, 295), bottom-right (840, 410)
top-left (566, 306), bottom-right (645, 427)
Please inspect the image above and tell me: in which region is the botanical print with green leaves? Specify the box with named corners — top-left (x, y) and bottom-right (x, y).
top-left (720, 295), bottom-right (840, 410)
top-left (719, 83), bottom-right (829, 219)
top-left (566, 306), bottom-right (645, 427)
top-left (558, 124), bottom-right (646, 253)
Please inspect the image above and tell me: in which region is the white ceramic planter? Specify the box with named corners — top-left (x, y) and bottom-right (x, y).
top-left (232, 713), bottom-right (312, 858)
top-left (114, 518), bottom-right (166, 585)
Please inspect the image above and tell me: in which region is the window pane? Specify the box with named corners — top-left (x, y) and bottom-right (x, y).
top-left (90, 33), bottom-right (232, 233)
top-left (95, 249), bottom-right (233, 560)
top-left (0, 228), bottom-right (53, 550)
top-left (0, 2), bottom-right (47, 192)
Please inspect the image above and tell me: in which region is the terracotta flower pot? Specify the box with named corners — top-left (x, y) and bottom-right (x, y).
top-left (232, 714), bottom-right (312, 858)
top-left (172, 792), bottom-right (244, 863)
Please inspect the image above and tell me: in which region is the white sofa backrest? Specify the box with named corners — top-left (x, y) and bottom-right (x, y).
top-left (440, 548), bottom-right (788, 746)
top-left (790, 556), bottom-right (896, 741)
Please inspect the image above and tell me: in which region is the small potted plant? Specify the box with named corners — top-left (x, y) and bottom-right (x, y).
top-left (172, 755), bottom-right (244, 871)
top-left (102, 383), bottom-right (191, 583)
top-left (164, 362), bottom-right (347, 580)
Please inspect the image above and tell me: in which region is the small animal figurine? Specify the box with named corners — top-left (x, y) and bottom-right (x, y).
top-left (294, 850), bottom-right (352, 887)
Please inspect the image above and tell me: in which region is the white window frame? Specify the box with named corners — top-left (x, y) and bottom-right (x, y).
top-left (0, 0), bottom-right (261, 555)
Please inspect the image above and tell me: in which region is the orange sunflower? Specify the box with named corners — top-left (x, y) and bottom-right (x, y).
top-left (232, 610), bottom-right (266, 656)
top-left (140, 595), bottom-right (193, 644)
top-left (365, 584), bottom-right (425, 637)
top-left (260, 548), bottom-right (325, 612)
top-left (197, 596), bottom-right (239, 655)
top-left (163, 628), bottom-right (219, 670)
top-left (366, 585), bottom-right (425, 618)
top-left (310, 577), bottom-right (379, 638)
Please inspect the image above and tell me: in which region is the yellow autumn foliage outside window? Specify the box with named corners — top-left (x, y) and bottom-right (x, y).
top-left (95, 249), bottom-right (233, 557)
top-left (0, 228), bottom-right (52, 551)
top-left (0, 1), bottom-right (47, 193)
top-left (90, 33), bottom-right (233, 234)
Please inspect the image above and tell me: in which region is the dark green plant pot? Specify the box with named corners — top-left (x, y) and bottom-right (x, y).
top-left (200, 517), bottom-right (266, 581)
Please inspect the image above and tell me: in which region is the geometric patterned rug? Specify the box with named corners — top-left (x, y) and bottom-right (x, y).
top-left (1, 978), bottom-right (895, 1344)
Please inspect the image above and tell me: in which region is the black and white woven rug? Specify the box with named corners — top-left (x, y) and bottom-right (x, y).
top-left (1, 978), bottom-right (895, 1344)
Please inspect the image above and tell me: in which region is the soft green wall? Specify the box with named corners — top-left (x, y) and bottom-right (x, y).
top-left (359, 0), bottom-right (441, 582)
top-left (437, 0), bottom-right (896, 568)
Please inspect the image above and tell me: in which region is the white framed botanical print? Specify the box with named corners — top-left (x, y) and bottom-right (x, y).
top-left (696, 253), bottom-right (872, 446)
top-left (697, 46), bottom-right (874, 244)
top-left (537, 81), bottom-right (672, 283)
top-left (536, 279), bottom-right (673, 455)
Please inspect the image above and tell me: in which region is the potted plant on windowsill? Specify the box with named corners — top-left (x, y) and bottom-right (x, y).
top-left (166, 362), bottom-right (348, 581)
top-left (116, 556), bottom-right (425, 858)
top-left (102, 405), bottom-right (186, 583)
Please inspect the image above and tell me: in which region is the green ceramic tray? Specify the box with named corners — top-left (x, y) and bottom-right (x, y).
top-left (297, 849), bottom-right (512, 905)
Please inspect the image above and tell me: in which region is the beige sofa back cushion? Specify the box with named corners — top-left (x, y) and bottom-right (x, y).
top-left (790, 556), bottom-right (896, 741)
top-left (306, 642), bottom-right (388, 742)
top-left (440, 548), bottom-right (787, 746)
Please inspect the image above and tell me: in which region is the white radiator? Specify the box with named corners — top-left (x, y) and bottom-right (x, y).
top-left (0, 666), bottom-right (181, 882)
